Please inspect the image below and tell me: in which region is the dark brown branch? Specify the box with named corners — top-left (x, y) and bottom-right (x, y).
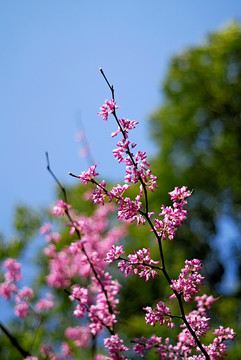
top-left (0, 321), bottom-right (31, 358)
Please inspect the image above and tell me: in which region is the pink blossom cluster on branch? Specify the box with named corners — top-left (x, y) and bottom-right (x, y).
top-left (0, 72), bottom-right (236, 359)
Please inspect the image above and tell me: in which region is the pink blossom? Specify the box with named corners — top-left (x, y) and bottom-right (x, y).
top-left (108, 184), bottom-right (130, 201)
top-left (78, 164), bottom-right (99, 185)
top-left (168, 186), bottom-right (192, 202)
top-left (69, 285), bottom-right (88, 318)
top-left (91, 181), bottom-right (107, 205)
top-left (133, 335), bottom-right (163, 357)
top-left (119, 118), bottom-right (138, 130)
top-left (98, 99), bottom-right (119, 121)
top-left (95, 355), bottom-right (111, 360)
top-left (35, 293), bottom-right (54, 312)
top-left (43, 244), bottom-right (56, 257)
top-left (16, 286), bottom-right (34, 302)
top-left (39, 344), bottom-right (58, 360)
top-left (65, 325), bottom-right (91, 347)
top-left (0, 282), bottom-right (17, 300)
top-left (117, 196), bottom-right (144, 224)
top-left (195, 294), bottom-right (217, 314)
top-left (46, 232), bottom-right (61, 243)
top-left (39, 222), bottom-right (52, 235)
top-left (14, 301), bottom-right (29, 317)
top-left (52, 200), bottom-right (72, 216)
top-left (113, 139), bottom-right (130, 163)
top-left (24, 357), bottom-right (39, 360)
top-left (104, 334), bottom-right (130, 359)
top-left (104, 245), bottom-right (125, 264)
top-left (118, 248), bottom-right (159, 281)
top-left (3, 258), bottom-right (22, 282)
top-left (170, 259), bottom-right (204, 302)
top-left (143, 301), bottom-right (174, 328)
top-left (60, 342), bottom-right (72, 358)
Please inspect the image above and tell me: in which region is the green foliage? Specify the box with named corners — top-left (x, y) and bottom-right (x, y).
top-left (148, 22), bottom-right (241, 287)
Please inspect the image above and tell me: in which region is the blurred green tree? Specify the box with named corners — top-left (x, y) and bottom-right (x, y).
top-left (149, 21), bottom-right (241, 290)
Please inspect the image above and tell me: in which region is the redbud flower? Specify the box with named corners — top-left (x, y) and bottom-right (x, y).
top-left (52, 200), bottom-right (72, 216)
top-left (118, 248), bottom-right (159, 281)
top-left (77, 164), bottom-right (99, 185)
top-left (35, 293), bottom-right (54, 312)
top-left (143, 301), bottom-right (174, 328)
top-left (104, 245), bottom-right (125, 264)
top-left (170, 259), bottom-right (204, 302)
top-left (104, 334), bottom-right (130, 359)
top-left (39, 222), bottom-right (52, 235)
top-left (65, 325), bottom-right (91, 347)
top-left (98, 99), bottom-right (119, 121)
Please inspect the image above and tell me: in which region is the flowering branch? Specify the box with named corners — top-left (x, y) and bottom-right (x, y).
top-left (67, 69), bottom-right (237, 359)
top-left (0, 70), bottom-right (236, 359)
top-left (46, 153), bottom-right (117, 335)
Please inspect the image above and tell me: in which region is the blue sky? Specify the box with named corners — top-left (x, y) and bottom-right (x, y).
top-left (1, 1), bottom-right (241, 237)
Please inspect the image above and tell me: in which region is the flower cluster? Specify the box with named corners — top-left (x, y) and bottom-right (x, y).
top-left (104, 334), bottom-right (130, 360)
top-left (118, 248), bottom-right (159, 281)
top-left (143, 301), bottom-right (174, 329)
top-left (153, 186), bottom-right (192, 241)
top-left (97, 99), bottom-right (119, 121)
top-left (76, 99), bottom-right (158, 226)
top-left (104, 245), bottom-right (125, 264)
top-left (170, 259), bottom-right (204, 302)
top-left (52, 200), bottom-right (72, 216)
top-left (77, 164), bottom-right (99, 185)
top-left (0, 258), bottom-right (54, 319)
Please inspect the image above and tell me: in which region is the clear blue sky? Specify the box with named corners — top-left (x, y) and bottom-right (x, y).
top-left (1, 1), bottom-right (241, 237)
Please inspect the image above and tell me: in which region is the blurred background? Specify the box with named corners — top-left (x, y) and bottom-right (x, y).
top-left (0, 1), bottom-right (241, 359)
top-left (0, 1), bottom-right (240, 236)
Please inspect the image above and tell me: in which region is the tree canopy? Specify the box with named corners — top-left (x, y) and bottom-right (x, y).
top-left (150, 22), bottom-right (241, 291)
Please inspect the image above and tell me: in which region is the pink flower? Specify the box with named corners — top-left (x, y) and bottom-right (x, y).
top-left (195, 294), bottom-right (217, 314)
top-left (168, 186), bottom-right (192, 202)
top-left (16, 286), bottom-right (34, 302)
top-left (118, 248), bottom-right (159, 281)
top-left (52, 200), bottom-right (71, 216)
top-left (60, 342), bottom-right (72, 358)
top-left (78, 164), bottom-right (99, 185)
top-left (104, 334), bottom-right (130, 358)
top-left (91, 181), bottom-right (107, 205)
top-left (0, 282), bottom-right (17, 300)
top-left (143, 301), bottom-right (174, 328)
top-left (46, 232), bottom-right (61, 243)
top-left (35, 293), bottom-right (54, 312)
top-left (98, 99), bottom-right (119, 121)
top-left (104, 245), bottom-right (125, 264)
top-left (14, 301), bottom-right (29, 317)
top-left (3, 258), bottom-right (22, 282)
top-left (119, 118), bottom-right (138, 130)
top-left (65, 326), bottom-right (91, 347)
top-left (39, 222), bottom-right (52, 235)
top-left (170, 259), bottom-right (204, 302)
